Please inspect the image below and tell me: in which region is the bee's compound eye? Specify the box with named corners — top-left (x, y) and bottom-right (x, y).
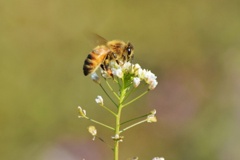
top-left (127, 43), bottom-right (133, 55)
top-left (127, 48), bottom-right (131, 54)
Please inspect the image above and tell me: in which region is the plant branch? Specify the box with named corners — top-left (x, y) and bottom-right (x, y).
top-left (122, 90), bottom-right (149, 108)
top-left (99, 84), bottom-right (118, 107)
top-left (120, 113), bottom-right (151, 125)
top-left (120, 119), bottom-right (147, 133)
top-left (86, 117), bottom-right (115, 131)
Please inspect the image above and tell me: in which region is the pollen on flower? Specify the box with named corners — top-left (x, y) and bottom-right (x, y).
top-left (95, 95), bottom-right (104, 106)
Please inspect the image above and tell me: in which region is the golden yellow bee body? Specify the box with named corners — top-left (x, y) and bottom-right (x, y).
top-left (83, 37), bottom-right (134, 76)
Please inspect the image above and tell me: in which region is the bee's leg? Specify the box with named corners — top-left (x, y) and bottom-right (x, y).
top-left (103, 55), bottom-right (114, 78)
top-left (105, 63), bottom-right (113, 78)
top-left (101, 53), bottom-right (110, 72)
top-left (100, 64), bottom-right (105, 70)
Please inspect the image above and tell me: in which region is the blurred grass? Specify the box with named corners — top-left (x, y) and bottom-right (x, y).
top-left (0, 0), bottom-right (240, 160)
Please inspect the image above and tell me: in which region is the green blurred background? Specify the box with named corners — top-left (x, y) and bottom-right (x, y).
top-left (1, 0), bottom-right (240, 160)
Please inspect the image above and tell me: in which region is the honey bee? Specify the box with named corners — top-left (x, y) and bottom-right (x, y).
top-left (83, 35), bottom-right (134, 76)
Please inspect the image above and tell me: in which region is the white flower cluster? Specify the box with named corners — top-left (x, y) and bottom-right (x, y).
top-left (103, 61), bottom-right (158, 90)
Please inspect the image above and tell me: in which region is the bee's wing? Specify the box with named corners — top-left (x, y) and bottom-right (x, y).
top-left (85, 32), bottom-right (108, 46)
top-left (92, 34), bottom-right (108, 45)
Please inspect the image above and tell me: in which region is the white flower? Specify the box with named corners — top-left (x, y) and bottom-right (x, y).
top-left (112, 68), bottom-right (123, 78)
top-left (150, 109), bottom-right (157, 115)
top-left (95, 95), bottom-right (104, 105)
top-left (134, 63), bottom-right (141, 70)
top-left (101, 70), bottom-right (111, 79)
top-left (148, 79), bottom-right (158, 90)
top-left (100, 61), bottom-right (158, 90)
top-left (147, 109), bottom-right (157, 123)
top-left (122, 61), bottom-right (132, 72)
top-left (88, 126), bottom-right (97, 140)
top-left (133, 77), bottom-right (141, 88)
top-left (110, 60), bottom-right (120, 68)
top-left (147, 114), bottom-right (157, 123)
top-left (144, 70), bottom-right (157, 84)
top-left (136, 68), bottom-right (145, 79)
top-left (152, 157), bottom-right (164, 160)
top-left (134, 66), bottom-right (158, 89)
top-left (78, 106), bottom-right (87, 118)
top-left (132, 63), bottom-right (142, 75)
top-left (91, 72), bottom-right (100, 84)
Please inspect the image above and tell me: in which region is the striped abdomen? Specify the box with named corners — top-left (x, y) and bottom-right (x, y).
top-left (83, 45), bottom-right (110, 76)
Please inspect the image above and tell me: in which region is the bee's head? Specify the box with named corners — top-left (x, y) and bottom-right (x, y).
top-left (126, 42), bottom-right (134, 60)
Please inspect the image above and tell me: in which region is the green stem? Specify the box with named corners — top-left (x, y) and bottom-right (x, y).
top-left (120, 113), bottom-right (150, 125)
top-left (106, 80), bottom-right (120, 100)
top-left (99, 84), bottom-right (118, 107)
top-left (122, 90), bottom-right (149, 108)
top-left (114, 108), bottom-right (121, 160)
top-left (86, 117), bottom-right (115, 130)
top-left (122, 86), bottom-right (135, 103)
top-left (114, 78), bottom-right (127, 160)
top-left (101, 105), bottom-right (117, 117)
top-left (120, 119), bottom-right (147, 133)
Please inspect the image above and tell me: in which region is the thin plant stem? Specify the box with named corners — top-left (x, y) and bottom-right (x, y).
top-left (101, 105), bottom-right (117, 117)
top-left (99, 84), bottom-right (118, 107)
top-left (117, 77), bottom-right (121, 88)
top-left (120, 113), bottom-right (151, 125)
top-left (105, 80), bottom-right (120, 100)
top-left (122, 90), bottom-right (149, 108)
top-left (86, 117), bottom-right (115, 131)
top-left (122, 86), bottom-right (135, 103)
top-left (96, 136), bottom-right (114, 151)
top-left (120, 119), bottom-right (147, 133)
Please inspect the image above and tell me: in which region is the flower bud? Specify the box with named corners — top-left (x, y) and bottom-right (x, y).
top-left (147, 114), bottom-right (157, 123)
top-left (77, 106), bottom-right (87, 118)
top-left (112, 68), bottom-right (123, 78)
top-left (91, 72), bottom-right (100, 84)
top-left (88, 126), bottom-right (97, 140)
top-left (133, 77), bottom-right (141, 88)
top-left (95, 95), bottom-right (104, 106)
top-left (148, 80), bottom-right (158, 90)
top-left (150, 109), bottom-right (157, 115)
top-left (122, 62), bottom-right (131, 72)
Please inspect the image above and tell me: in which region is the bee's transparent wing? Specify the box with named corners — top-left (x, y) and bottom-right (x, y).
top-left (85, 32), bottom-right (108, 46)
